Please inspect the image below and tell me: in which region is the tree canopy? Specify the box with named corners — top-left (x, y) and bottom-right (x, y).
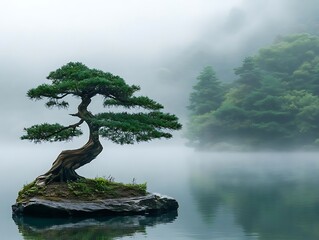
top-left (22, 62), bottom-right (182, 145)
top-left (21, 62), bottom-right (182, 184)
top-left (186, 34), bottom-right (319, 149)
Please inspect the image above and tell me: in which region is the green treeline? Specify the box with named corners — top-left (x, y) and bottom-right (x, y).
top-left (186, 33), bottom-right (319, 150)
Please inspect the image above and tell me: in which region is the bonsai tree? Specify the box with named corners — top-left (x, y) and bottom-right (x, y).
top-left (22, 62), bottom-right (182, 186)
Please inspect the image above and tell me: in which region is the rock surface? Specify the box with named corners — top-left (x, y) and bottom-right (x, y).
top-left (12, 193), bottom-right (178, 217)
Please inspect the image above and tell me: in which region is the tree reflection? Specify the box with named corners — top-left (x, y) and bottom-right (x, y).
top-left (13, 211), bottom-right (177, 240)
top-left (190, 154), bottom-right (319, 239)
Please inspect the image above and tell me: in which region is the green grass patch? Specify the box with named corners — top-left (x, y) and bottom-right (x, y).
top-left (17, 177), bottom-right (147, 203)
top-left (17, 181), bottom-right (46, 203)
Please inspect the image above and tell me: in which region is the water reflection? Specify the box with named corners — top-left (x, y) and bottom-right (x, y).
top-left (13, 211), bottom-right (177, 240)
top-left (190, 153), bottom-right (319, 239)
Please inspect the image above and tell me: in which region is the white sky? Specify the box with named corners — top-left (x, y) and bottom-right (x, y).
top-left (0, 0), bottom-right (240, 72)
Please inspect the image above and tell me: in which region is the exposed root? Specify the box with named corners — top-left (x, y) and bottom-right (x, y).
top-left (35, 137), bottom-right (103, 186)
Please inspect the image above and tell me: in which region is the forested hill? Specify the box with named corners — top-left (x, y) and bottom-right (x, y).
top-left (186, 34), bottom-right (319, 150)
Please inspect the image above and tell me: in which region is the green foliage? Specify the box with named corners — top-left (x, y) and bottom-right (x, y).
top-left (22, 62), bottom-right (181, 144)
top-left (21, 123), bottom-right (83, 143)
top-left (257, 34), bottom-right (319, 75)
top-left (186, 33), bottom-right (319, 149)
top-left (17, 182), bottom-right (45, 202)
top-left (67, 178), bottom-right (147, 199)
top-left (234, 57), bottom-right (262, 88)
top-left (104, 96), bottom-right (163, 110)
top-left (27, 62), bottom-right (141, 106)
top-left (96, 111), bottom-right (181, 144)
top-left (186, 66), bottom-right (226, 142)
top-left (188, 66), bottom-right (225, 115)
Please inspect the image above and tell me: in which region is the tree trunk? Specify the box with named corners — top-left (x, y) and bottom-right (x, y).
top-left (35, 96), bottom-right (103, 186)
top-left (35, 134), bottom-right (103, 186)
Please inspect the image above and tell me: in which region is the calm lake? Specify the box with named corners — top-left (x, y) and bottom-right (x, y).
top-left (2, 142), bottom-right (319, 239)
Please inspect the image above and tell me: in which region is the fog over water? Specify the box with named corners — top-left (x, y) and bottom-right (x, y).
top-left (3, 146), bottom-right (319, 239)
top-left (2, 1), bottom-right (319, 239)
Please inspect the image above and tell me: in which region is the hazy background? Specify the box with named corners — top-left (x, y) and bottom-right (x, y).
top-left (2, 2), bottom-right (319, 239)
top-left (1, 0), bottom-right (319, 144)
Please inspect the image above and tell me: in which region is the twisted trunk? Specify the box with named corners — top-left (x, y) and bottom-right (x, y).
top-left (35, 133), bottom-right (103, 186)
top-left (35, 96), bottom-right (103, 186)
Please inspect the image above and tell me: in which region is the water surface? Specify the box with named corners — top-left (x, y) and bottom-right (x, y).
top-left (2, 143), bottom-right (319, 239)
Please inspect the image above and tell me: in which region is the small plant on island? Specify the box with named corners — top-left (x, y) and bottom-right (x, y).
top-left (18, 62), bottom-right (181, 202)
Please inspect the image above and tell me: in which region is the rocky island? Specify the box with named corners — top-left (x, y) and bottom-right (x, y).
top-left (12, 178), bottom-right (178, 217)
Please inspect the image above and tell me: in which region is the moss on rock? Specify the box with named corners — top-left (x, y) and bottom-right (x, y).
top-left (17, 177), bottom-right (147, 203)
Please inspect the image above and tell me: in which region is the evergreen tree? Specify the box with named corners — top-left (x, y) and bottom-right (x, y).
top-left (235, 57), bottom-right (262, 89)
top-left (188, 66), bottom-right (224, 115)
top-left (186, 34), bottom-right (319, 149)
top-left (22, 62), bottom-right (182, 185)
top-left (186, 66), bottom-right (225, 145)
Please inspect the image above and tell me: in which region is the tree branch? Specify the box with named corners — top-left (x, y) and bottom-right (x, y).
top-left (44, 119), bottom-right (84, 139)
top-left (40, 92), bottom-right (73, 99)
top-left (55, 93), bottom-right (70, 99)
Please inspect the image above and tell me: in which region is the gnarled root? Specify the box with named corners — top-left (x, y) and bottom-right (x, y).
top-left (35, 138), bottom-right (103, 186)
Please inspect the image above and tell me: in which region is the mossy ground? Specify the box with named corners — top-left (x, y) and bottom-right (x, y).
top-left (17, 177), bottom-right (147, 203)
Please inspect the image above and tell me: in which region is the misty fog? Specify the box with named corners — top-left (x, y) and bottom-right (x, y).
top-left (2, 0), bottom-right (319, 143)
top-left (2, 1), bottom-right (319, 239)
